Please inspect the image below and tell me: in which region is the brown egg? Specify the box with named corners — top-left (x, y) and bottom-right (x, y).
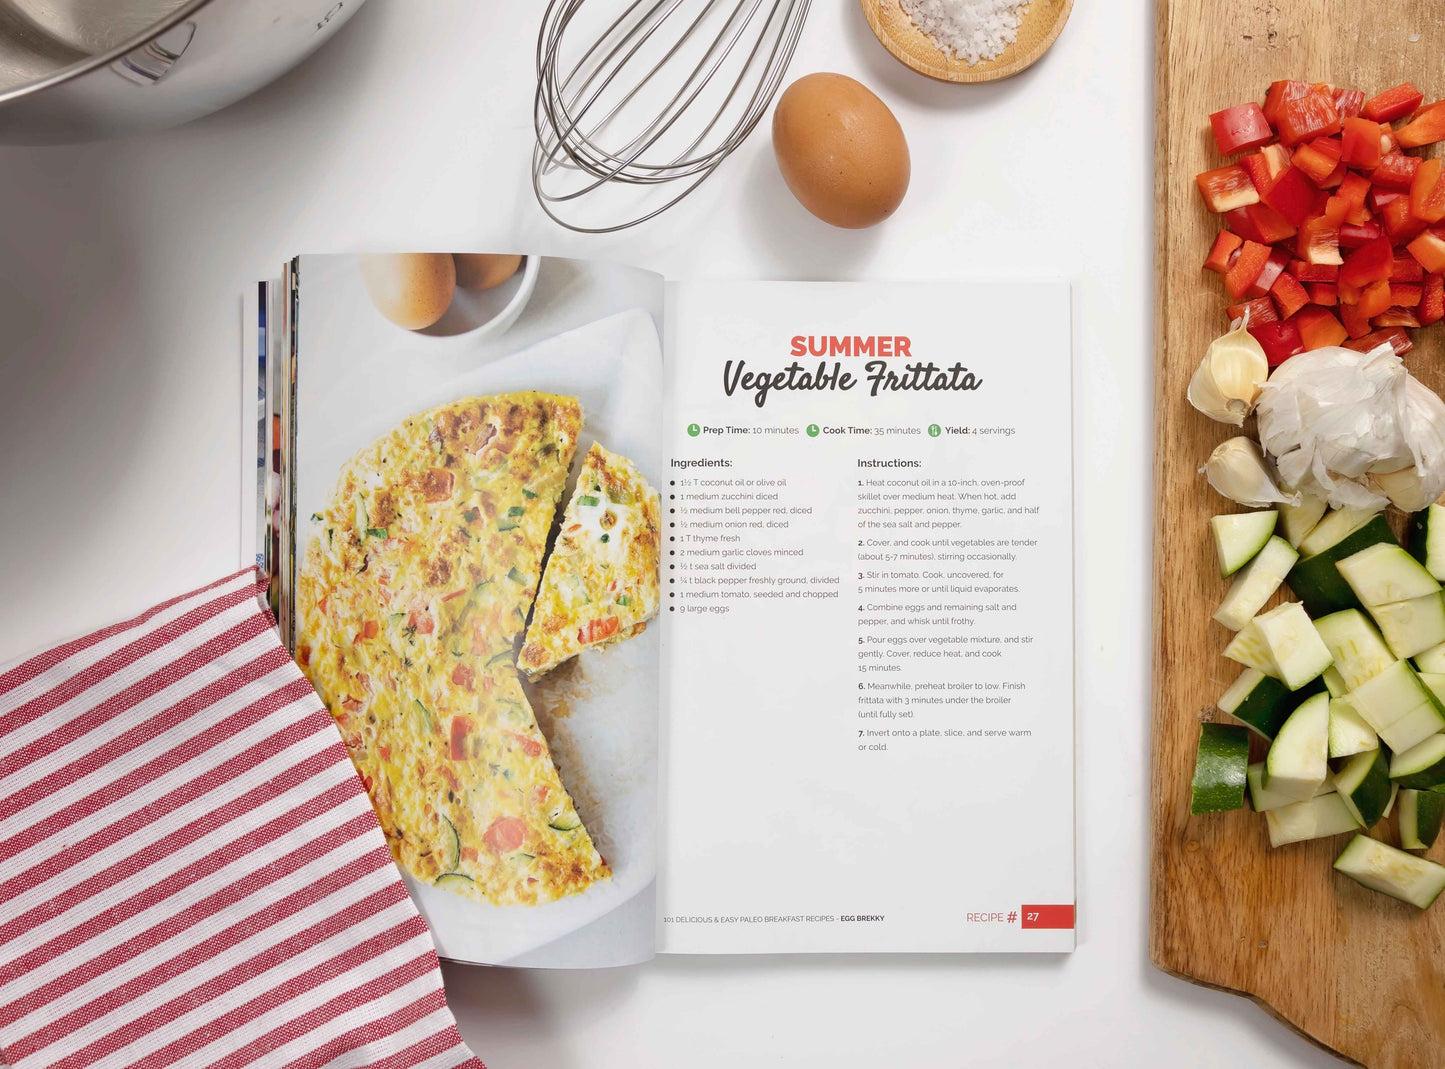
top-left (359, 254), bottom-right (457, 330)
top-left (771, 73), bottom-right (910, 229)
top-left (454, 253), bottom-right (523, 291)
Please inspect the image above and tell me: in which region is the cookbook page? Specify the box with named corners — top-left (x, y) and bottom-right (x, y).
top-left (659, 280), bottom-right (1075, 954)
top-left (280, 253), bottom-right (665, 968)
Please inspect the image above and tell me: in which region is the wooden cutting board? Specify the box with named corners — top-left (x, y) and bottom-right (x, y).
top-left (1152, 3), bottom-right (1445, 1066)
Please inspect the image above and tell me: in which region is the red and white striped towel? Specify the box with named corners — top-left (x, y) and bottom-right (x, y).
top-left (0, 568), bottom-right (483, 1069)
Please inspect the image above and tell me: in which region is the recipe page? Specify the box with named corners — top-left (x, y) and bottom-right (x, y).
top-left (659, 280), bottom-right (1075, 954)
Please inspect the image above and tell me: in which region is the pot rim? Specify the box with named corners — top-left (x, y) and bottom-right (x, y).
top-left (0, 0), bottom-right (216, 107)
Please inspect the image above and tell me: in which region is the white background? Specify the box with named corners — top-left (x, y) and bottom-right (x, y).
top-left (0, 1), bottom-right (1339, 1066)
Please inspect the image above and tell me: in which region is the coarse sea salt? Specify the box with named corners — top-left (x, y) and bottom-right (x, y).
top-left (899, 0), bottom-right (1031, 65)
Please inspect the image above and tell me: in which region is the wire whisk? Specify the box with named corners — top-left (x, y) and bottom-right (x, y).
top-left (533, 0), bottom-right (812, 233)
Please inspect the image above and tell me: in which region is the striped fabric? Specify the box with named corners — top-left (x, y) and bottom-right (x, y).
top-left (0, 568), bottom-right (482, 1069)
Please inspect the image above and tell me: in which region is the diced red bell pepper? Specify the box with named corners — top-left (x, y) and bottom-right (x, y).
top-left (1390, 283), bottom-right (1423, 307)
top-left (1203, 229), bottom-right (1244, 274)
top-left (1361, 83), bottom-right (1425, 124)
top-left (1296, 217), bottom-right (1342, 265)
top-left (1197, 164), bottom-right (1260, 212)
top-left (1390, 254), bottom-right (1425, 283)
top-left (1339, 221), bottom-right (1383, 248)
top-left (1226, 296), bottom-right (1279, 325)
top-left (1225, 203), bottom-right (1298, 244)
top-left (1271, 271), bottom-right (1310, 319)
top-left (1333, 87), bottom-right (1366, 120)
top-left (1398, 102), bottom-right (1445, 149)
top-left (1294, 306), bottom-right (1348, 349)
top-left (1225, 239), bottom-right (1274, 300)
top-left (1381, 195), bottom-right (1428, 242)
top-left (1290, 259), bottom-right (1339, 282)
top-left (1259, 143), bottom-right (1292, 182)
top-left (1420, 274), bottom-right (1445, 325)
top-left (1356, 279), bottom-right (1393, 319)
top-left (1339, 117), bottom-right (1383, 169)
top-left (1248, 247), bottom-right (1291, 298)
top-left (1340, 235), bottom-right (1396, 287)
top-left (1374, 307), bottom-right (1421, 329)
top-left (1372, 153), bottom-right (1420, 190)
top-left (1411, 158), bottom-right (1445, 223)
top-left (1370, 187), bottom-right (1403, 213)
top-left (1239, 152), bottom-right (1274, 195)
top-left (1380, 128), bottom-right (1402, 156)
top-left (1277, 87), bottom-right (1342, 146)
top-left (1210, 103), bottom-right (1275, 155)
top-left (1308, 282), bottom-right (1338, 305)
top-left (1249, 319), bottom-right (1306, 366)
top-left (1263, 166), bottom-right (1319, 225)
top-left (1408, 229), bottom-right (1445, 274)
top-left (1334, 172), bottom-right (1371, 223)
top-left (1343, 327), bottom-right (1414, 357)
top-left (1340, 300), bottom-right (1373, 338)
top-left (1318, 164), bottom-right (1346, 191)
top-left (1338, 280), bottom-right (1362, 304)
top-left (1264, 80), bottom-right (1313, 126)
top-left (1292, 137), bottom-right (1343, 186)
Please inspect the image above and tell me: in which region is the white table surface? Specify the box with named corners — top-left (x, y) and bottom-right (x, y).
top-left (0, 1), bottom-right (1342, 1066)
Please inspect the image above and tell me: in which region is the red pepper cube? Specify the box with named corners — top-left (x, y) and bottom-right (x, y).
top-left (1333, 88), bottom-right (1366, 120)
top-left (1258, 143), bottom-right (1292, 182)
top-left (1197, 164), bottom-right (1261, 212)
top-left (1411, 158), bottom-right (1445, 223)
top-left (1203, 230), bottom-right (1244, 274)
top-left (1343, 327), bottom-right (1413, 357)
top-left (1225, 203), bottom-right (1298, 244)
top-left (1370, 187), bottom-right (1403, 213)
top-left (1374, 307), bottom-right (1421, 329)
top-left (1380, 129), bottom-right (1402, 157)
top-left (1356, 279), bottom-right (1393, 319)
top-left (1381, 196), bottom-right (1427, 243)
top-left (1277, 87), bottom-right (1342, 147)
top-left (1296, 217), bottom-right (1342, 265)
top-left (1407, 229), bottom-right (1445, 274)
top-left (1294, 306), bottom-right (1348, 349)
top-left (1264, 80), bottom-right (1313, 126)
top-left (1308, 282), bottom-right (1339, 306)
top-left (1340, 236), bottom-right (1395, 288)
top-left (1239, 153), bottom-right (1274, 195)
top-left (1271, 271), bottom-right (1310, 319)
top-left (1225, 240), bottom-right (1274, 300)
top-left (1248, 319), bottom-right (1306, 366)
top-left (1226, 296), bottom-right (1279, 326)
top-left (1390, 254), bottom-right (1425, 283)
top-left (1210, 103), bottom-right (1275, 155)
top-left (1291, 260), bottom-right (1339, 282)
top-left (1293, 136), bottom-right (1344, 186)
top-left (1340, 117), bottom-right (1383, 169)
top-left (1248, 247), bottom-right (1291, 298)
top-left (1398, 103), bottom-right (1445, 149)
top-left (1338, 221), bottom-right (1383, 249)
top-left (1372, 153), bottom-right (1420, 190)
top-left (1340, 300), bottom-right (1373, 338)
top-left (1388, 282), bottom-right (1423, 308)
top-left (1419, 274), bottom-right (1445, 325)
top-left (1263, 166), bottom-right (1318, 225)
top-left (1362, 83), bottom-right (1425, 124)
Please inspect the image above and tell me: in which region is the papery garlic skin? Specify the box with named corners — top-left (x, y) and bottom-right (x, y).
top-left (1202, 436), bottom-right (1298, 507)
top-left (1255, 344), bottom-right (1445, 510)
top-left (1188, 324), bottom-right (1269, 426)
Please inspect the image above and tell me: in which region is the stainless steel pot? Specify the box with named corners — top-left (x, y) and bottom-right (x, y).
top-left (0, 0), bottom-right (366, 144)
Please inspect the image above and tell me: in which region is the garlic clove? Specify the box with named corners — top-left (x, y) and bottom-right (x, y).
top-left (1187, 323), bottom-right (1269, 426)
top-left (1201, 436), bottom-right (1297, 507)
top-left (1370, 466), bottom-right (1442, 513)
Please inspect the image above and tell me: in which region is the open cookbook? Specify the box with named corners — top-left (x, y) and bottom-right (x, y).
top-left (241, 254), bottom-right (1077, 967)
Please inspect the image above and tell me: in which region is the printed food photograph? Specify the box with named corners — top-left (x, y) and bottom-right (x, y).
top-left (1155, 3), bottom-right (1445, 1063)
top-left (288, 253), bottom-right (665, 965)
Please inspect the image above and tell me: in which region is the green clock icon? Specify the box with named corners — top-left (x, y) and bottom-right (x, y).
top-left (806, 424), bottom-right (820, 437)
top-left (927, 423), bottom-right (942, 438)
top-left (687, 423), bottom-right (701, 437)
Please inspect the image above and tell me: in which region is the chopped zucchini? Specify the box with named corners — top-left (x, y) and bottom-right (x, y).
top-left (1370, 591), bottom-right (1445, 660)
top-left (1213, 536), bottom-right (1298, 631)
top-left (1347, 660), bottom-right (1445, 753)
top-left (1279, 496), bottom-right (1329, 548)
top-left (1212, 512), bottom-right (1279, 576)
top-left (1321, 665), bottom-right (1348, 698)
top-left (1333, 834), bottom-right (1445, 908)
top-left (1267, 793), bottom-right (1362, 847)
top-left (1337, 543), bottom-right (1441, 608)
top-left (1217, 669), bottom-right (1321, 738)
top-left (1414, 639), bottom-right (1445, 674)
top-left (1255, 602), bottom-right (1334, 690)
top-left (1407, 502), bottom-right (1445, 581)
top-left (1249, 761), bottom-right (1334, 812)
top-left (434, 871), bottom-right (475, 890)
top-left (1223, 619), bottom-right (1280, 677)
top-left (1328, 697), bottom-right (1378, 758)
top-left (1388, 733), bottom-right (1445, 789)
top-left (1399, 789), bottom-right (1445, 850)
top-left (440, 816), bottom-right (461, 871)
top-left (1190, 723), bottom-right (1251, 814)
top-left (1312, 609), bottom-right (1393, 691)
top-left (1333, 748), bottom-right (1393, 827)
top-left (1263, 691), bottom-right (1331, 799)
top-left (1286, 515), bottom-right (1397, 616)
top-left (1298, 506), bottom-right (1382, 558)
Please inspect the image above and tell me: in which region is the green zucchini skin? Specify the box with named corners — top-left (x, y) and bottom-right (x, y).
top-left (1191, 723), bottom-right (1251, 815)
top-left (1286, 516), bottom-right (1397, 617)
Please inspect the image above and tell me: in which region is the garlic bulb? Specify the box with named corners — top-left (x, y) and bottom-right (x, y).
top-left (1202, 436), bottom-right (1297, 507)
top-left (1255, 344), bottom-right (1445, 509)
top-left (1188, 322), bottom-right (1269, 425)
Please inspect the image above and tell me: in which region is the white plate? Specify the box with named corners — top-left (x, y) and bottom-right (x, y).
top-left (294, 306), bottom-right (663, 965)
